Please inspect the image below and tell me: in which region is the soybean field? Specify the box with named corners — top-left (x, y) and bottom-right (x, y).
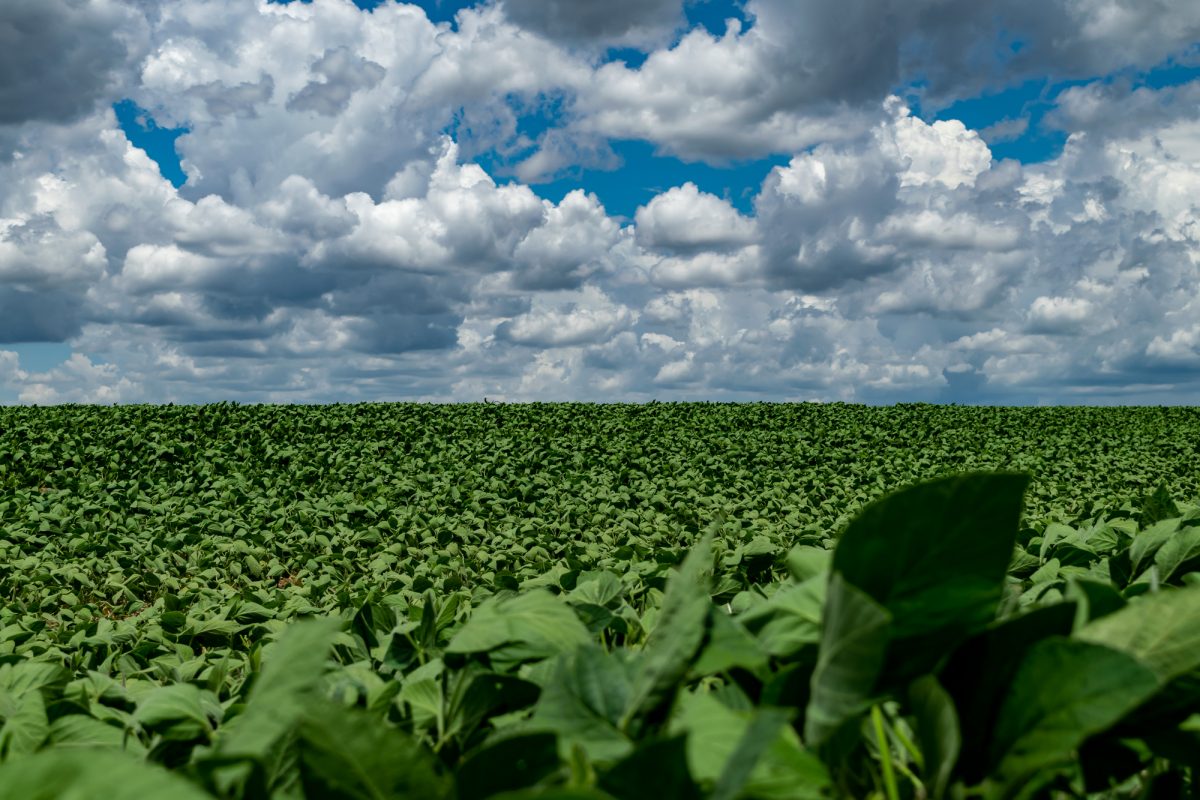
top-left (1, 403), bottom-right (1199, 799)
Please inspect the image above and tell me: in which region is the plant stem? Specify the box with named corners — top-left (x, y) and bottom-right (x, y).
top-left (873, 705), bottom-right (902, 800)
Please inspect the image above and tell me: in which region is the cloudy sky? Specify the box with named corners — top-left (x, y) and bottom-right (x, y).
top-left (1, 0), bottom-right (1199, 404)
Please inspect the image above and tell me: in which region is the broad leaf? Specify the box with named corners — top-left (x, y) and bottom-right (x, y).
top-left (215, 617), bottom-right (340, 759)
top-left (833, 473), bottom-right (1030, 684)
top-left (1076, 584), bottom-right (1200, 682)
top-left (529, 644), bottom-right (635, 762)
top-left (908, 676), bottom-right (960, 800)
top-left (673, 692), bottom-right (829, 800)
top-left (985, 638), bottom-right (1160, 797)
top-left (938, 602), bottom-right (1076, 784)
top-left (0, 750), bottom-right (214, 800)
top-left (621, 533), bottom-right (714, 731)
top-left (447, 591), bottom-right (591, 664)
top-left (803, 573), bottom-right (891, 749)
top-left (297, 701), bottom-right (449, 800)
top-left (133, 684), bottom-right (222, 741)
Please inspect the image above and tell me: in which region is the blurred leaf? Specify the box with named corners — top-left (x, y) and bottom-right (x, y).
top-left (1077, 584), bottom-right (1200, 682)
top-left (456, 733), bottom-right (561, 800)
top-left (0, 750), bottom-right (214, 800)
top-left (803, 573), bottom-right (890, 749)
top-left (907, 676), bottom-right (960, 800)
top-left (985, 638), bottom-right (1160, 797)
top-left (832, 473), bottom-right (1030, 684)
top-left (598, 736), bottom-right (699, 800)
top-left (621, 533), bottom-right (714, 731)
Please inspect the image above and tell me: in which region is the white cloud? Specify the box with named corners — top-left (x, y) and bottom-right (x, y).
top-left (512, 190), bottom-right (622, 289)
top-left (1026, 295), bottom-right (1096, 334)
top-left (497, 287), bottom-right (637, 347)
top-left (3, 1), bottom-right (1200, 404)
top-left (879, 100), bottom-right (992, 189)
top-left (1147, 326), bottom-right (1200, 364)
top-left (13, 353), bottom-right (141, 405)
top-left (635, 183), bottom-right (757, 253)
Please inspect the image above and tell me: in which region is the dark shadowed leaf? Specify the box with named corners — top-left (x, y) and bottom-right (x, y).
top-left (833, 474), bottom-right (1029, 664)
top-left (598, 736), bottom-right (699, 800)
top-left (908, 676), bottom-right (960, 800)
top-left (456, 733), bottom-right (561, 800)
top-left (939, 603), bottom-right (1076, 784)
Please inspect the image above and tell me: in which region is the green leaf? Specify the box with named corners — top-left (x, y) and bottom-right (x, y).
top-left (710, 708), bottom-right (794, 800)
top-left (673, 692), bottom-right (829, 800)
top-left (455, 733), bottom-right (562, 800)
top-left (1153, 526), bottom-right (1200, 583)
top-left (399, 666), bottom-right (444, 736)
top-left (832, 474), bottom-right (1029, 680)
top-left (785, 546), bottom-right (831, 583)
top-left (803, 573), bottom-right (891, 749)
top-left (738, 578), bottom-right (825, 659)
top-left (47, 715), bottom-right (143, 754)
top-left (447, 590), bottom-right (591, 664)
top-left (568, 572), bottom-right (625, 608)
top-left (691, 608), bottom-right (769, 677)
top-left (0, 688), bottom-right (48, 760)
top-left (215, 617), bottom-right (340, 759)
top-left (985, 638), bottom-right (1160, 797)
top-left (529, 644), bottom-right (635, 763)
top-left (1128, 518), bottom-right (1179, 577)
top-left (937, 603), bottom-right (1076, 784)
top-left (621, 533), bottom-right (713, 731)
top-left (0, 662), bottom-right (69, 698)
top-left (598, 737), bottom-right (700, 800)
top-left (446, 670), bottom-right (540, 744)
top-left (297, 701), bottom-right (449, 800)
top-left (907, 676), bottom-right (960, 800)
top-left (1064, 577), bottom-right (1125, 629)
top-left (1076, 584), bottom-right (1200, 682)
top-left (1141, 483), bottom-right (1181, 526)
top-left (0, 749), bottom-right (214, 800)
top-left (133, 683), bottom-right (222, 741)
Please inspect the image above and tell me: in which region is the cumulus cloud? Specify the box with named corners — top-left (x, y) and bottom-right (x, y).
top-left (4, 1), bottom-right (1200, 405)
top-left (0, 352), bottom-right (141, 405)
top-left (1026, 295), bottom-right (1096, 334)
top-left (511, 190), bottom-right (622, 289)
top-left (496, 287), bottom-right (637, 347)
top-left (635, 183), bottom-right (757, 254)
top-left (0, 0), bottom-right (140, 130)
top-left (286, 47), bottom-right (386, 117)
top-left (499, 0), bottom-right (683, 47)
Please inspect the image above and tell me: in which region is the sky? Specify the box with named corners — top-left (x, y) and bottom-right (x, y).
top-left (2, 0), bottom-right (1200, 405)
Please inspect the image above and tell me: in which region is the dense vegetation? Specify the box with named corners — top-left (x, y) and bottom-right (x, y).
top-left (0, 403), bottom-right (1199, 799)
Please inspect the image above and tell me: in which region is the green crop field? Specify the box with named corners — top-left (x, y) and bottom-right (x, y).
top-left (1, 403), bottom-right (1199, 799)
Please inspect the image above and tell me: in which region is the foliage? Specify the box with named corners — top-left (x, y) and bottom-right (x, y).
top-left (1, 403), bottom-right (1199, 798)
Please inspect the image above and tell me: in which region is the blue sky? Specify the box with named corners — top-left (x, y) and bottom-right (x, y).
top-left (2, 0), bottom-right (1200, 404)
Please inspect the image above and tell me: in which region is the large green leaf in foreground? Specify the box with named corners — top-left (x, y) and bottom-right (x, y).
top-left (0, 750), bottom-right (214, 800)
top-left (833, 473), bottom-right (1030, 648)
top-left (984, 638), bottom-right (1160, 798)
